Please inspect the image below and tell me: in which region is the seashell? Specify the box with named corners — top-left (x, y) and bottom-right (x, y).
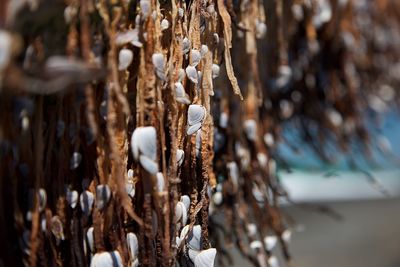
top-left (176, 149), bottom-right (185, 167)
top-left (40, 214), bottom-right (47, 232)
top-left (291, 4), bottom-right (303, 21)
top-left (0, 30), bottom-right (11, 72)
top-left (80, 190), bottom-right (94, 216)
top-left (125, 182), bottom-right (135, 198)
top-left (151, 11), bottom-right (157, 21)
top-left (188, 105), bottom-right (206, 125)
top-left (178, 68), bottom-right (186, 82)
top-left (178, 8), bottom-right (184, 18)
top-left (206, 4), bottom-right (215, 15)
top-left (86, 227), bottom-right (94, 253)
top-left (195, 132), bottom-right (202, 157)
top-left (140, 0), bottom-right (151, 19)
top-left (227, 162), bottom-right (239, 189)
top-left (194, 248), bottom-right (217, 267)
top-left (190, 49), bottom-right (202, 67)
top-left (200, 45), bottom-right (209, 57)
top-left (66, 189), bottom-right (78, 208)
top-left (326, 108), bottom-right (342, 127)
top-left (128, 169), bottom-right (134, 179)
top-left (257, 153), bottom-right (268, 167)
top-left (213, 33), bottom-right (219, 44)
top-left (90, 251), bottom-right (123, 267)
top-left (152, 53), bottom-right (165, 80)
top-left (175, 82), bottom-right (191, 104)
top-left (70, 152), bottom-right (82, 170)
top-left (276, 66), bottom-right (292, 88)
top-left (246, 223), bottom-right (257, 236)
top-left (131, 126), bottom-right (157, 160)
top-left (174, 201), bottom-right (183, 223)
top-left (219, 112), bottom-right (228, 128)
top-left (135, 15), bottom-right (141, 25)
top-left (263, 235), bottom-right (277, 251)
top-left (377, 135), bottom-right (391, 153)
top-left (186, 65), bottom-right (198, 83)
top-left (161, 19), bottom-right (169, 31)
top-left (38, 188), bottom-right (47, 212)
top-left (182, 37), bottom-right (191, 54)
top-left (243, 119), bottom-right (257, 141)
top-left (118, 49), bottom-right (133, 71)
top-left (256, 21), bottom-right (267, 39)
top-left (139, 155), bottom-right (159, 175)
top-left (252, 184), bottom-right (264, 203)
top-left (250, 240), bottom-right (263, 250)
top-left (180, 225), bottom-right (190, 240)
top-left (51, 216), bottom-right (65, 243)
top-left (212, 192), bottom-right (222, 205)
top-left (156, 172), bottom-right (165, 192)
top-left (127, 232), bottom-right (139, 260)
top-left (211, 64), bottom-right (220, 79)
top-left (131, 258), bottom-right (139, 267)
top-left (180, 195), bottom-right (190, 211)
top-left (379, 84), bottom-right (395, 102)
top-left (187, 123), bottom-right (202, 135)
top-left (282, 229), bottom-right (292, 243)
top-left (263, 133), bottom-right (274, 147)
top-left (188, 248), bottom-right (200, 262)
top-left (96, 184), bottom-right (111, 210)
top-left (188, 225), bottom-right (202, 250)
top-left (64, 6), bottom-right (78, 24)
top-left (268, 256), bottom-right (280, 267)
top-left (116, 29), bottom-right (142, 47)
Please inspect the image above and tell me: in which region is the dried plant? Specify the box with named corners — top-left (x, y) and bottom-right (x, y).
top-left (0, 0), bottom-right (399, 266)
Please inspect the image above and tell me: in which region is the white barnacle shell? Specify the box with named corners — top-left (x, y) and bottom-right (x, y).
top-left (268, 256), bottom-right (280, 267)
top-left (188, 225), bottom-right (202, 250)
top-left (161, 19), bottom-right (169, 31)
top-left (178, 68), bottom-right (186, 82)
top-left (188, 248), bottom-right (200, 262)
top-left (175, 82), bottom-right (191, 104)
top-left (195, 132), bottom-right (202, 157)
top-left (176, 149), bottom-right (185, 167)
top-left (227, 162), bottom-right (239, 189)
top-left (243, 119), bottom-right (257, 141)
top-left (66, 189), bottom-right (78, 208)
top-left (257, 153), bottom-right (268, 167)
top-left (246, 223), bottom-right (257, 237)
top-left (178, 8), bottom-right (184, 18)
top-left (152, 53), bottom-right (166, 80)
top-left (206, 4), bottom-right (215, 15)
top-left (190, 49), bottom-right (202, 67)
top-left (212, 191), bottom-right (222, 205)
top-left (96, 184), bottom-right (111, 210)
top-left (118, 49), bottom-right (133, 71)
top-left (127, 232), bottom-right (139, 260)
top-left (282, 229), bottom-right (292, 243)
top-left (115, 29), bottom-right (142, 47)
top-left (174, 201), bottom-right (187, 225)
top-left (180, 195), bottom-right (190, 211)
top-left (0, 30), bottom-right (12, 73)
top-left (70, 152), bottom-right (82, 170)
top-left (211, 64), bottom-right (220, 79)
top-left (156, 172), bottom-right (165, 192)
top-left (182, 37), bottom-right (191, 54)
top-left (213, 33), bottom-right (219, 44)
top-left (131, 127), bottom-right (158, 174)
top-left (140, 0), bottom-right (151, 19)
top-left (51, 216), bottom-right (65, 243)
top-left (326, 108), bottom-right (343, 127)
top-left (219, 112), bottom-right (228, 128)
top-left (187, 105), bottom-right (206, 135)
top-left (256, 21), bottom-right (267, 39)
top-left (194, 248), bottom-right (217, 267)
top-left (90, 251), bottom-right (123, 267)
top-left (86, 227), bottom-right (94, 253)
top-left (263, 235), bottom-right (277, 251)
top-left (186, 65), bottom-right (198, 84)
top-left (250, 240), bottom-right (263, 250)
top-left (200, 45), bottom-right (208, 57)
top-left (263, 133), bottom-right (274, 147)
top-left (125, 182), bottom-right (135, 198)
top-left (80, 190), bottom-right (94, 216)
top-left (38, 188), bottom-right (47, 212)
top-left (128, 169), bottom-right (134, 179)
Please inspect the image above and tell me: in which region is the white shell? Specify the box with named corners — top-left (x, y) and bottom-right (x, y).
top-left (188, 225), bottom-right (202, 250)
top-left (206, 4), bottom-right (215, 15)
top-left (182, 37), bottom-right (191, 54)
top-left (125, 183), bottom-right (135, 198)
top-left (186, 65), bottom-right (198, 83)
top-left (139, 155), bottom-right (159, 175)
top-left (250, 240), bottom-right (263, 250)
top-left (175, 82), bottom-right (191, 104)
top-left (174, 201), bottom-right (187, 224)
top-left (128, 169), bottom-right (134, 179)
top-left (178, 68), bottom-right (186, 82)
top-left (219, 112), bottom-right (228, 128)
top-left (66, 189), bottom-right (79, 208)
top-left (227, 162), bottom-right (239, 189)
top-left (40, 215), bottom-right (47, 232)
top-left (188, 105), bottom-right (206, 125)
top-left (256, 21), bottom-right (267, 39)
top-left (176, 149), bottom-right (185, 167)
top-left (268, 256), bottom-right (280, 267)
top-left (246, 223), bottom-right (257, 237)
top-left (180, 195), bottom-right (190, 211)
top-left (152, 53), bottom-right (165, 80)
top-left (180, 225), bottom-right (190, 240)
top-left (38, 188), bottom-right (47, 212)
top-left (200, 45), bottom-right (209, 57)
top-left (90, 251), bottom-right (123, 267)
top-left (178, 8), bottom-right (184, 18)
top-left (263, 235), bottom-right (277, 251)
top-left (70, 152), bottom-right (82, 170)
top-left (188, 248), bottom-right (200, 262)
top-left (187, 123), bottom-right (202, 135)
top-left (80, 190), bottom-right (94, 216)
top-left (161, 19), bottom-right (169, 31)
top-left (257, 153), bottom-right (268, 167)
top-left (131, 126), bottom-right (157, 160)
top-left (190, 49), bottom-right (202, 67)
top-left (243, 119), bottom-right (257, 141)
top-left (51, 216), bottom-right (65, 243)
top-left (212, 192), bottom-right (222, 205)
top-left (263, 133), bottom-right (274, 147)
top-left (127, 232), bottom-right (139, 260)
top-left (282, 229), bottom-right (292, 243)
top-left (96, 184), bottom-right (111, 210)
top-left (194, 248), bottom-right (217, 267)
top-left (195, 132), bottom-right (202, 157)
top-left (156, 172), bottom-right (165, 192)
top-left (118, 49), bottom-right (133, 71)
top-left (140, 0), bottom-right (151, 19)
top-left (0, 30), bottom-right (11, 71)
top-left (86, 227), bottom-right (94, 253)
top-left (115, 29), bottom-right (142, 47)
top-left (211, 64), bottom-right (220, 79)
top-left (213, 33), bottom-right (219, 44)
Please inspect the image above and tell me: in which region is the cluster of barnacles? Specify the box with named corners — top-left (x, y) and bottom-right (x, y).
top-left (0, 0), bottom-right (399, 267)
